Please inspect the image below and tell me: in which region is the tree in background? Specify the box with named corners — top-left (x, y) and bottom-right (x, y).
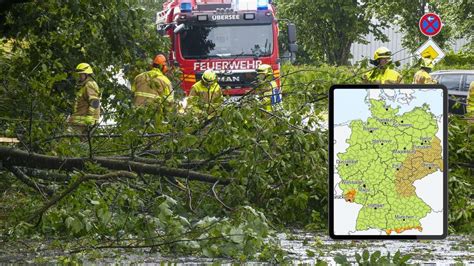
top-left (439, 0), bottom-right (473, 52)
top-left (368, 0), bottom-right (452, 52)
top-left (0, 0), bottom-right (167, 143)
top-left (277, 0), bottom-right (388, 65)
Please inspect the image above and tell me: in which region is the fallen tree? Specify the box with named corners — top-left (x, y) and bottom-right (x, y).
top-left (0, 146), bottom-right (231, 185)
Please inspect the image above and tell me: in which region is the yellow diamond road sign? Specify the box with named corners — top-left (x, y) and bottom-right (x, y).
top-left (415, 39), bottom-right (445, 64)
top-left (421, 45), bottom-right (439, 59)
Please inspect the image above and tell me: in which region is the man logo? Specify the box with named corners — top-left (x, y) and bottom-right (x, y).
top-left (218, 76), bottom-right (240, 82)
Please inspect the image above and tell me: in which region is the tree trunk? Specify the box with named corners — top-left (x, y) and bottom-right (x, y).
top-left (0, 146), bottom-right (230, 185)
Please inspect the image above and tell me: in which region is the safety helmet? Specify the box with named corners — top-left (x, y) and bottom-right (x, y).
top-left (420, 58), bottom-right (434, 69)
top-left (202, 69), bottom-right (217, 85)
top-left (256, 64), bottom-right (273, 76)
top-left (75, 63), bottom-right (93, 74)
top-left (373, 47), bottom-right (392, 61)
top-left (153, 54), bottom-right (168, 73)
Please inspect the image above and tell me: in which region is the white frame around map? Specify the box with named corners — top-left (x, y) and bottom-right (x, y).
top-left (328, 85), bottom-right (448, 240)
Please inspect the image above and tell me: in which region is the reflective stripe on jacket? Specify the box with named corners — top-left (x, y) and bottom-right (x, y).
top-left (132, 68), bottom-right (173, 106)
top-left (188, 81), bottom-right (223, 112)
top-left (70, 77), bottom-right (100, 125)
top-left (363, 68), bottom-right (402, 84)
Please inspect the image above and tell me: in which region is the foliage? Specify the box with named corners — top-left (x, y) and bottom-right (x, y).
top-left (0, 0), bottom-right (299, 260)
top-left (0, 2), bottom-right (331, 255)
top-left (368, 0), bottom-right (452, 52)
top-left (446, 116), bottom-right (473, 233)
top-left (437, 51), bottom-right (474, 69)
top-left (277, 0), bottom-right (388, 65)
top-left (439, 0), bottom-right (474, 52)
top-left (0, 0), bottom-right (167, 144)
top-left (280, 63), bottom-right (360, 111)
top-left (334, 250), bottom-right (412, 266)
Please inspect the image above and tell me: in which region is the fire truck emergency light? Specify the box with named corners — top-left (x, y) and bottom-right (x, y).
top-left (180, 2), bottom-right (192, 12)
top-left (257, 0), bottom-right (269, 10)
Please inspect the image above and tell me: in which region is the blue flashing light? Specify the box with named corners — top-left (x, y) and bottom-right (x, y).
top-left (257, 0), bottom-right (269, 11)
top-left (180, 2), bottom-right (192, 13)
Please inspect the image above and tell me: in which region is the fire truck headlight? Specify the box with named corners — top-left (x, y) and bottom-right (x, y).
top-left (244, 13), bottom-right (255, 20)
top-left (197, 15), bottom-right (208, 21)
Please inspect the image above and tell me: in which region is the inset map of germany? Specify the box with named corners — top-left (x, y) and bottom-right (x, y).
top-left (331, 87), bottom-right (446, 237)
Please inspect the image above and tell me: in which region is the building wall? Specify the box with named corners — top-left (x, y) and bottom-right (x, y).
top-left (350, 25), bottom-right (468, 66)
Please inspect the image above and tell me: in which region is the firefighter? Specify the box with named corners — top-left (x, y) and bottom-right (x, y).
top-left (413, 58), bottom-right (437, 84)
top-left (363, 47), bottom-right (402, 84)
top-left (68, 63), bottom-right (101, 133)
top-left (188, 69), bottom-right (223, 114)
top-left (132, 54), bottom-right (173, 107)
top-left (255, 64), bottom-right (281, 111)
top-left (467, 81), bottom-right (474, 123)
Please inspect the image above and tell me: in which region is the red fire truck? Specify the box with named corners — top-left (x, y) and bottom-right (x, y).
top-left (156, 0), bottom-right (297, 96)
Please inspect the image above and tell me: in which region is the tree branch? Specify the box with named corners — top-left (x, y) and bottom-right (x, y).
top-left (212, 181), bottom-right (233, 211)
top-left (6, 166), bottom-right (54, 197)
top-left (30, 171), bottom-right (137, 223)
top-left (0, 146), bottom-right (231, 185)
top-left (22, 168), bottom-right (70, 182)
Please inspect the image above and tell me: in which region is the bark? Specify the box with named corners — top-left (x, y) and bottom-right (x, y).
top-left (22, 168), bottom-right (70, 182)
top-left (6, 166), bottom-right (54, 196)
top-left (0, 146), bottom-right (231, 185)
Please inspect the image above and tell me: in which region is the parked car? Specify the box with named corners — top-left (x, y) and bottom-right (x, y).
top-left (431, 70), bottom-right (474, 115)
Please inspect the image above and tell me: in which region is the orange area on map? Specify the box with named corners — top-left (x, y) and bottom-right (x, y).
top-left (386, 226), bottom-right (423, 235)
top-left (344, 189), bottom-right (357, 202)
top-left (395, 137), bottom-right (443, 197)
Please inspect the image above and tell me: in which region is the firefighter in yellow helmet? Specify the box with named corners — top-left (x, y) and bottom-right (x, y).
top-left (413, 58), bottom-right (437, 84)
top-left (188, 69), bottom-right (223, 115)
top-left (255, 64), bottom-right (281, 112)
top-left (363, 47), bottom-right (402, 84)
top-left (467, 81), bottom-right (474, 124)
top-left (68, 63), bottom-right (101, 133)
top-left (132, 54), bottom-right (173, 107)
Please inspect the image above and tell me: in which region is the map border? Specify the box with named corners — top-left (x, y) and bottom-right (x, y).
top-left (328, 84), bottom-right (448, 240)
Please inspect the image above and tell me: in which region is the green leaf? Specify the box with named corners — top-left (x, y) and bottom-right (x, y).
top-left (334, 253), bottom-right (349, 264)
top-left (399, 254), bottom-right (412, 265)
top-left (229, 227), bottom-right (245, 244)
top-left (370, 250), bottom-right (381, 264)
top-left (362, 249), bottom-right (370, 262)
top-left (306, 249), bottom-right (316, 257)
top-left (393, 250), bottom-right (401, 263)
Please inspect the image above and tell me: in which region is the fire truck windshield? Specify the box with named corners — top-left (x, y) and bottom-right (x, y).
top-left (180, 24), bottom-right (273, 59)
